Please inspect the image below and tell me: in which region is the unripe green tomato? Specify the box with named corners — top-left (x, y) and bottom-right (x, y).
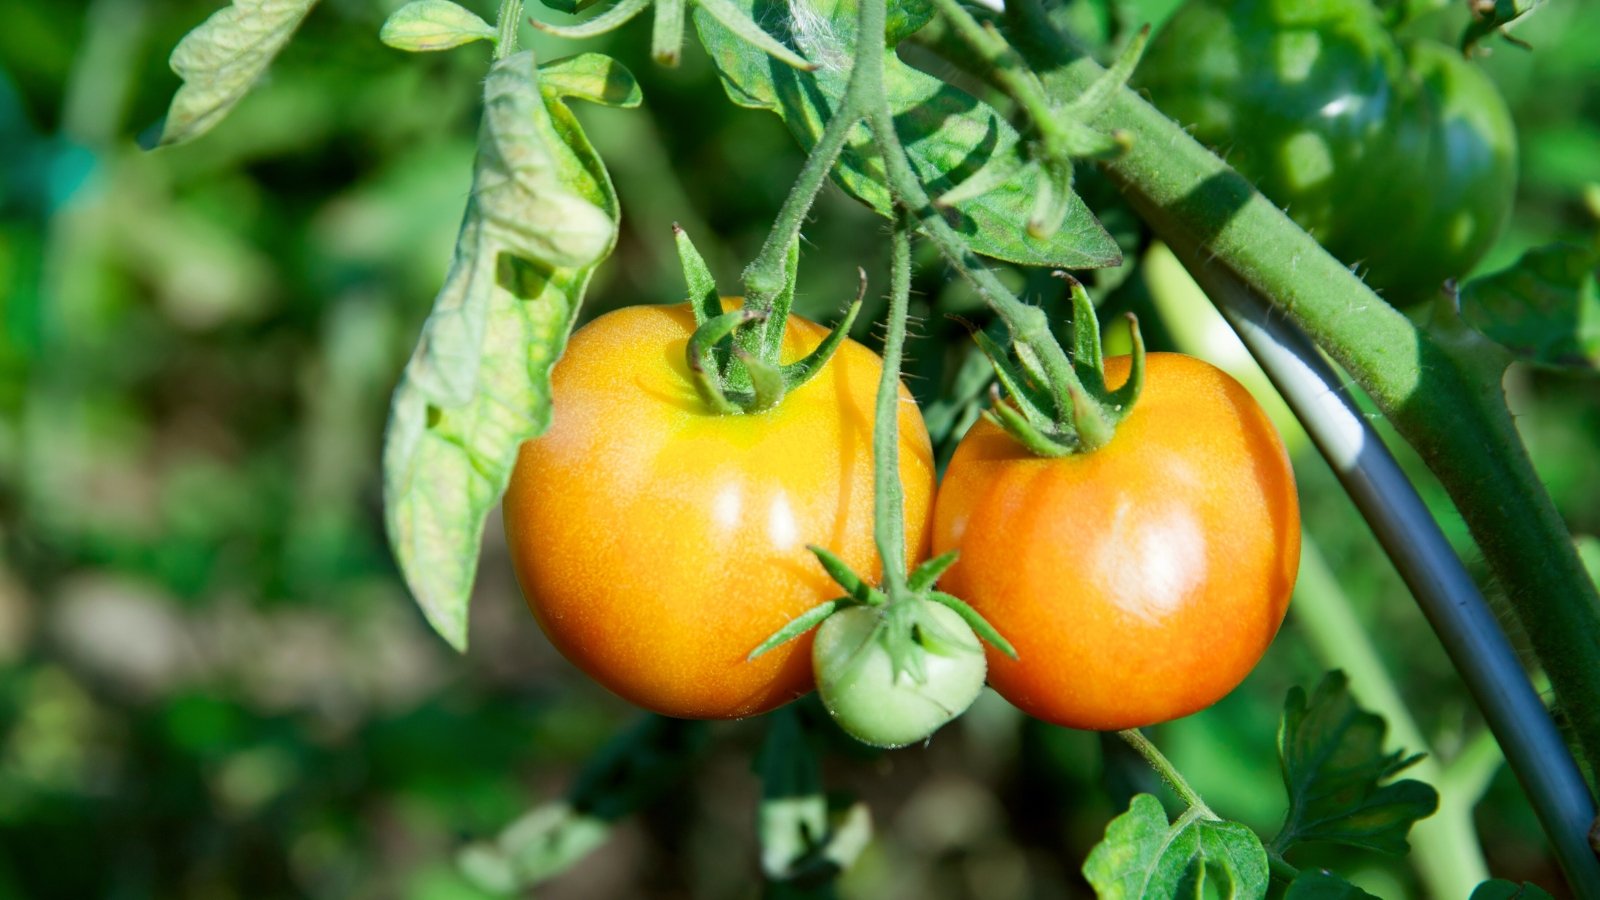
top-left (1138, 0), bottom-right (1517, 305)
top-left (812, 603), bottom-right (987, 748)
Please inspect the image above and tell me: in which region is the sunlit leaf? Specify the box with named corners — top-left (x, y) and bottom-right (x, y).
top-left (383, 52), bottom-right (633, 649)
top-left (691, 0), bottom-right (1120, 269)
top-left (1272, 672), bottom-right (1439, 856)
top-left (380, 0), bottom-right (497, 52)
top-left (1460, 243), bottom-right (1600, 372)
top-left (1083, 794), bottom-right (1269, 899)
top-left (152, 0), bottom-right (319, 147)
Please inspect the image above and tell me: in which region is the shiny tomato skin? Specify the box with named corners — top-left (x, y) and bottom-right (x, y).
top-left (502, 302), bottom-right (935, 720)
top-left (933, 353), bottom-right (1300, 731)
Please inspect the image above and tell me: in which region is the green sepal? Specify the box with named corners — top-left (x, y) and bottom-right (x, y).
top-left (674, 223), bottom-right (723, 328)
top-left (760, 236), bottom-right (805, 361)
top-left (1105, 313), bottom-right (1145, 413)
top-left (651, 0), bottom-right (687, 65)
top-left (780, 296), bottom-right (864, 392)
top-left (737, 347), bottom-right (786, 412)
top-left (688, 309), bottom-right (763, 413)
top-left (749, 598), bottom-right (847, 659)
top-left (930, 591), bottom-right (1018, 659)
top-left (971, 328), bottom-right (1056, 428)
top-left (907, 550), bottom-right (959, 593)
top-left (532, 0), bottom-right (651, 39)
top-left (983, 393), bottom-right (1074, 458)
top-left (809, 545), bottom-right (881, 605)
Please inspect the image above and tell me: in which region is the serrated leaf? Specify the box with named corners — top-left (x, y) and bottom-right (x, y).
top-left (1460, 243), bottom-right (1600, 372)
top-left (381, 0), bottom-right (497, 52)
top-left (152, 0), bottom-right (319, 147)
top-left (383, 52), bottom-right (630, 649)
top-left (1083, 794), bottom-right (1269, 900)
top-left (1469, 879), bottom-right (1557, 900)
top-left (691, 0), bottom-right (1120, 269)
top-left (1284, 871), bottom-right (1382, 899)
top-left (1272, 672), bottom-right (1439, 857)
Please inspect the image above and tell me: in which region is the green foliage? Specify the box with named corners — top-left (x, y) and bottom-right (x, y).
top-left (691, 0), bottom-right (1121, 269)
top-left (383, 51), bottom-right (636, 650)
top-left (1461, 242), bottom-right (1600, 372)
top-left (1284, 871), bottom-right (1381, 899)
top-left (381, 0), bottom-right (499, 53)
top-left (1272, 673), bottom-right (1438, 858)
top-left (1469, 879), bottom-right (1558, 900)
top-left (1083, 794), bottom-right (1269, 899)
top-left (151, 0), bottom-right (319, 147)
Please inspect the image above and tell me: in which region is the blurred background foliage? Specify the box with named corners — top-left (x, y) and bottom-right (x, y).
top-left (1, 0), bottom-right (1598, 897)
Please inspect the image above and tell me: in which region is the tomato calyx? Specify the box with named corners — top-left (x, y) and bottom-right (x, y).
top-left (976, 273), bottom-right (1146, 457)
top-left (674, 225), bottom-right (864, 414)
top-left (749, 546), bottom-right (1016, 748)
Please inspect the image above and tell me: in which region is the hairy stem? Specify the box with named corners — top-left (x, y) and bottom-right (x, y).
top-left (871, 220), bottom-right (913, 592)
top-left (494, 0), bottom-right (524, 59)
top-left (1118, 729), bottom-right (1213, 818)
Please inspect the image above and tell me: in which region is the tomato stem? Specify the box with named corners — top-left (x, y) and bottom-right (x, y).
top-left (869, 215), bottom-right (914, 593)
top-left (1118, 729), bottom-right (1214, 819)
top-left (492, 0), bottom-right (524, 60)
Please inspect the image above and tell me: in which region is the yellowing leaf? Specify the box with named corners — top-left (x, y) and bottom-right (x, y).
top-left (380, 0), bottom-right (498, 52)
top-left (155, 0), bottom-right (319, 147)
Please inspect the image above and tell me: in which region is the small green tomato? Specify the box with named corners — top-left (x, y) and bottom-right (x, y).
top-left (812, 601), bottom-right (987, 748)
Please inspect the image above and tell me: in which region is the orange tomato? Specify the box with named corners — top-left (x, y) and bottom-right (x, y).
top-left (933, 353), bottom-right (1300, 730)
top-left (502, 302), bottom-right (935, 719)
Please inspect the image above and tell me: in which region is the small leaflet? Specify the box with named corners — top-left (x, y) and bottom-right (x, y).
top-left (380, 0), bottom-right (498, 52)
top-left (153, 0), bottom-right (319, 147)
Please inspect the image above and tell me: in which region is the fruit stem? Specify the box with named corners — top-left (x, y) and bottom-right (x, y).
top-left (870, 217), bottom-right (914, 594)
top-left (1118, 729), bottom-right (1214, 819)
top-left (493, 0), bottom-right (524, 60)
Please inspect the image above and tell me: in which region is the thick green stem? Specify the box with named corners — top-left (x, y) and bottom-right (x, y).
top-left (739, 100), bottom-right (862, 357)
top-left (871, 221), bottom-right (913, 592)
top-left (494, 0), bottom-right (524, 59)
top-left (1003, 0), bottom-right (1600, 786)
top-left (1118, 729), bottom-right (1213, 818)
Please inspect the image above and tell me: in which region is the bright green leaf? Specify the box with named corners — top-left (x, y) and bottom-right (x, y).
top-left (1469, 879), bottom-right (1558, 900)
top-left (691, 0), bottom-right (1121, 269)
top-left (1083, 794), bottom-right (1269, 900)
top-left (537, 53), bottom-right (645, 108)
top-left (1272, 672), bottom-right (1439, 857)
top-left (1460, 243), bottom-right (1600, 372)
top-left (380, 0), bottom-right (497, 52)
top-left (152, 0), bottom-right (319, 147)
top-left (383, 51), bottom-right (630, 649)
top-left (1284, 871), bottom-right (1382, 899)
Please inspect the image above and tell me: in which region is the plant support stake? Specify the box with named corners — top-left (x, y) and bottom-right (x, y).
top-left (1183, 254), bottom-right (1600, 898)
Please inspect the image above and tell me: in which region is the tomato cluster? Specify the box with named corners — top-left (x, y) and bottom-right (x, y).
top-left (1138, 0), bottom-right (1517, 305)
top-left (504, 304), bottom-right (1299, 733)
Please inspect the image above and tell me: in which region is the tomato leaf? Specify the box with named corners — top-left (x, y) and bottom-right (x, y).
top-left (690, 0), bottom-right (1120, 269)
top-left (1460, 243), bottom-right (1600, 372)
top-left (383, 52), bottom-right (633, 650)
top-left (1469, 879), bottom-right (1558, 900)
top-left (1284, 871), bottom-right (1382, 899)
top-left (1083, 794), bottom-right (1270, 900)
top-left (147, 0), bottom-right (319, 148)
top-left (1271, 672), bottom-right (1439, 857)
top-left (380, 0), bottom-right (498, 52)
top-left (460, 716), bottom-right (708, 892)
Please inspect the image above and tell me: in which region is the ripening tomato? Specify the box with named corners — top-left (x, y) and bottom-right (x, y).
top-left (932, 353), bottom-right (1300, 730)
top-left (502, 302), bottom-right (935, 719)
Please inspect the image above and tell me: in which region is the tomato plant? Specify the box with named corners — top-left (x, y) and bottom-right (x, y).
top-left (501, 301), bottom-right (935, 719)
top-left (1138, 0), bottom-right (1518, 305)
top-left (934, 352), bottom-right (1301, 730)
